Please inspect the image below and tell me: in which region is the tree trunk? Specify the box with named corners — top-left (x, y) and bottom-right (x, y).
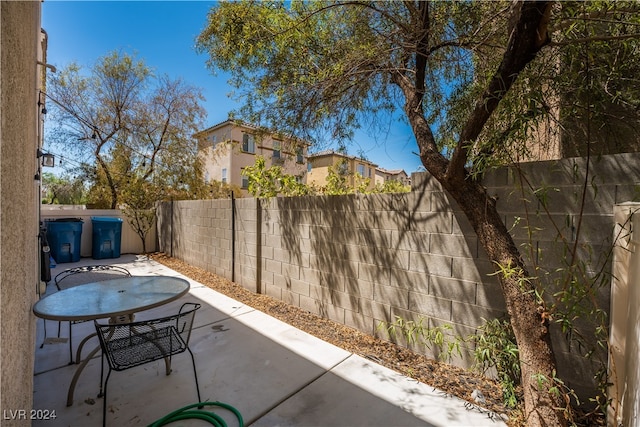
top-left (445, 175), bottom-right (564, 427)
top-left (409, 111), bottom-right (567, 427)
top-left (140, 234), bottom-right (147, 254)
top-left (398, 1), bottom-right (566, 425)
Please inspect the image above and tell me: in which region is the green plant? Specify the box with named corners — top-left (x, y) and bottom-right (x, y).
top-left (120, 177), bottom-right (160, 253)
top-left (472, 318), bottom-right (521, 408)
top-left (323, 160), bottom-right (352, 195)
top-left (371, 179), bottom-right (410, 194)
top-left (243, 156), bottom-right (409, 198)
top-left (242, 156), bottom-right (311, 198)
top-left (378, 316), bottom-right (462, 362)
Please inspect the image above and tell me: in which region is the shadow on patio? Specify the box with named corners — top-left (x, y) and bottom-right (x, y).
top-left (32, 254), bottom-right (505, 427)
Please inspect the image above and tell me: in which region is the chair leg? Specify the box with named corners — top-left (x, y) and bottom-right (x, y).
top-left (187, 348), bottom-right (201, 404)
top-left (101, 369), bottom-right (111, 427)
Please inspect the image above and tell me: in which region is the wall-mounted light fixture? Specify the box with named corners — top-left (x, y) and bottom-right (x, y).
top-left (37, 149), bottom-right (55, 168)
top-left (37, 61), bottom-right (57, 73)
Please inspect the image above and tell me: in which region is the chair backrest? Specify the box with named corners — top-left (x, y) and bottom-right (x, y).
top-left (175, 302), bottom-right (201, 345)
top-left (55, 265), bottom-right (131, 290)
top-left (94, 303), bottom-right (201, 372)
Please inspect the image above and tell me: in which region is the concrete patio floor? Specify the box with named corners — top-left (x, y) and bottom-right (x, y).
top-left (33, 254), bottom-right (507, 427)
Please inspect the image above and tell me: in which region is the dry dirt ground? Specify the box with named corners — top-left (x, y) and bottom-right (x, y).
top-left (150, 252), bottom-right (520, 425)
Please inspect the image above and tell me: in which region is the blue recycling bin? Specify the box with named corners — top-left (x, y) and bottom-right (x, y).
top-left (45, 218), bottom-right (83, 263)
top-left (91, 217), bottom-right (123, 260)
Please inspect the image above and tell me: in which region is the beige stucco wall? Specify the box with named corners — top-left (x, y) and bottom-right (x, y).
top-left (308, 152), bottom-right (377, 191)
top-left (307, 155), bottom-right (333, 187)
top-left (1, 1), bottom-right (41, 421)
top-left (609, 203), bottom-right (640, 426)
top-left (198, 122), bottom-right (308, 194)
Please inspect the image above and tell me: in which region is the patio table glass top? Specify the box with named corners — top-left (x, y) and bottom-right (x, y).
top-left (33, 276), bottom-right (190, 322)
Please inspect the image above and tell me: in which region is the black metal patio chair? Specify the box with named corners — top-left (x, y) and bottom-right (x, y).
top-left (54, 264), bottom-right (132, 291)
top-left (41, 265), bottom-right (132, 364)
top-left (94, 302), bottom-right (202, 427)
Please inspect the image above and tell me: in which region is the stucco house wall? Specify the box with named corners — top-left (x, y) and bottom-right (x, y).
top-left (1, 1), bottom-right (42, 421)
top-left (196, 121), bottom-right (309, 194)
top-left (307, 150), bottom-right (378, 190)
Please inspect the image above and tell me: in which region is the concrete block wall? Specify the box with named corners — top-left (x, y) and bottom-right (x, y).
top-left (156, 152), bottom-right (640, 401)
top-left (235, 198), bottom-right (260, 293)
top-left (480, 153), bottom-right (640, 398)
top-left (254, 186), bottom-right (506, 362)
top-left (157, 199), bottom-right (234, 278)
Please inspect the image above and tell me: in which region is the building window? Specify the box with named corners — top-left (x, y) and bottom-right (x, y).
top-left (307, 163), bottom-right (312, 172)
top-left (338, 161), bottom-right (348, 175)
top-left (211, 134), bottom-right (217, 147)
top-left (357, 164), bottom-right (365, 176)
top-left (242, 133), bottom-right (255, 153)
top-left (221, 168), bottom-right (227, 183)
top-left (241, 169), bottom-right (249, 188)
top-left (296, 147), bottom-right (304, 164)
top-left (368, 167), bottom-right (372, 178)
top-left (273, 140), bottom-right (281, 159)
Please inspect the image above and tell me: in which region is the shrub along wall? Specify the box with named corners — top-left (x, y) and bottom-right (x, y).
top-left (156, 152), bottom-right (640, 402)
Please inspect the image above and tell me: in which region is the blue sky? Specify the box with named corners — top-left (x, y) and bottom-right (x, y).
top-left (42, 1), bottom-right (424, 174)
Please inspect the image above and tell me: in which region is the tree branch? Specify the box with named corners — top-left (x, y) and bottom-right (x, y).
top-left (549, 33), bottom-right (640, 46)
top-left (414, 1), bottom-right (429, 99)
top-left (447, 1), bottom-right (553, 182)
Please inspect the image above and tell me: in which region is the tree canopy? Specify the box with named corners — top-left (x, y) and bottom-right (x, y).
top-left (41, 172), bottom-right (87, 205)
top-left (197, 2), bottom-right (640, 425)
top-left (46, 51), bottom-right (209, 209)
top-left (197, 1), bottom-right (640, 162)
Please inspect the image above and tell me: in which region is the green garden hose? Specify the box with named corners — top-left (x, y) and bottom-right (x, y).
top-left (148, 401), bottom-right (244, 427)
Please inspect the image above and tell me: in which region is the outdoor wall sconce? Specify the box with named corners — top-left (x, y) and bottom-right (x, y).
top-left (37, 149), bottom-right (55, 168)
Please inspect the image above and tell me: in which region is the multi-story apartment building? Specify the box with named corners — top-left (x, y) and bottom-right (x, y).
top-left (375, 168), bottom-right (411, 187)
top-left (194, 120), bottom-right (309, 194)
top-left (306, 150), bottom-right (379, 191)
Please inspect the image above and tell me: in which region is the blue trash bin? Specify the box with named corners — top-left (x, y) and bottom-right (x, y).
top-left (91, 217), bottom-right (123, 260)
top-left (45, 218), bottom-right (83, 263)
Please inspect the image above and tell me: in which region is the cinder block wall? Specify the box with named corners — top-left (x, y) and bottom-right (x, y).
top-left (156, 152), bottom-right (640, 401)
top-left (157, 199), bottom-right (234, 276)
top-left (481, 154), bottom-right (640, 399)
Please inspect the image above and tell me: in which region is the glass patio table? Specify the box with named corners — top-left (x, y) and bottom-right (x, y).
top-left (33, 275), bottom-right (190, 406)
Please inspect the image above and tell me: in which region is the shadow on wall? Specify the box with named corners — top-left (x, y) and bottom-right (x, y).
top-left (157, 200), bottom-right (175, 257)
top-left (153, 151), bottom-right (640, 406)
top-left (274, 173), bottom-right (500, 366)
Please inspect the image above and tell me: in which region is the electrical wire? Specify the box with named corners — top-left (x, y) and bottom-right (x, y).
top-left (148, 401), bottom-right (243, 427)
